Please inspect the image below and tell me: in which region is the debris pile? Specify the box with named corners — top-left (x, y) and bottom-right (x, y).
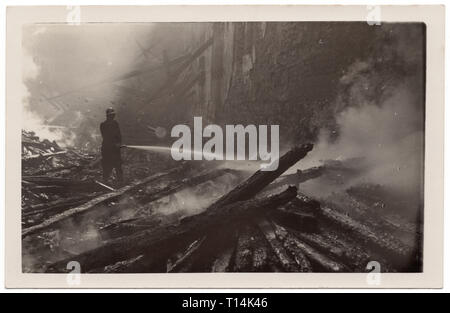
top-left (22, 131), bottom-right (106, 229)
top-left (21, 136), bottom-right (422, 273)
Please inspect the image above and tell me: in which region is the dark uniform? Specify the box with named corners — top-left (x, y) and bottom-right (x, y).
top-left (100, 117), bottom-right (123, 182)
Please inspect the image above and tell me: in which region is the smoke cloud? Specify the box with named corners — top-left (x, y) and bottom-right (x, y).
top-left (302, 85), bottom-right (423, 196)
top-left (21, 24), bottom-right (154, 148)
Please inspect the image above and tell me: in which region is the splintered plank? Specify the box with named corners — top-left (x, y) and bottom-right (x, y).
top-left (45, 186), bottom-right (298, 273)
top-left (22, 167), bottom-right (183, 238)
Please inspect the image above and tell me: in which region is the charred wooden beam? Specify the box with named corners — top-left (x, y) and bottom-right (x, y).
top-left (213, 144), bottom-right (313, 208)
top-left (22, 194), bottom-right (96, 212)
top-left (319, 205), bottom-right (416, 269)
top-left (23, 177), bottom-right (111, 191)
top-left (256, 218), bottom-right (301, 272)
top-left (24, 183), bottom-right (110, 194)
top-left (232, 223), bottom-right (272, 272)
top-left (45, 186), bottom-right (297, 273)
top-left (22, 167), bottom-right (184, 238)
top-left (23, 195), bottom-right (101, 219)
top-left (28, 164), bottom-right (84, 176)
top-left (313, 227), bottom-right (373, 271)
top-left (272, 222), bottom-right (348, 272)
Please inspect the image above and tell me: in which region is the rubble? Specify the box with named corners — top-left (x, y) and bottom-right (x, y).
top-left (22, 133), bottom-right (422, 273)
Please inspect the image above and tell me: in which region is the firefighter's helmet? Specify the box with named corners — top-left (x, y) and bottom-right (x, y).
top-left (106, 107), bottom-right (115, 116)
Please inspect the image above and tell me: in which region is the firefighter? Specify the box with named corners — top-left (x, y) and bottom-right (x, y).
top-left (100, 107), bottom-right (123, 183)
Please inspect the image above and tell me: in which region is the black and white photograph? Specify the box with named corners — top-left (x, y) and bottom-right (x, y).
top-left (4, 5), bottom-right (445, 289)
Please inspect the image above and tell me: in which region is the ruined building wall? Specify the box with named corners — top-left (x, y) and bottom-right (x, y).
top-left (182, 22), bottom-right (424, 145)
top-left (113, 22), bottom-right (423, 148)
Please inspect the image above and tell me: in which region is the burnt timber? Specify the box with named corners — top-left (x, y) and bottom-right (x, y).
top-left (22, 132), bottom-right (421, 273)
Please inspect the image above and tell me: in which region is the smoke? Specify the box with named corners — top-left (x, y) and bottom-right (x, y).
top-left (303, 85), bottom-right (423, 195)
top-left (296, 22), bottom-right (425, 204)
top-left (21, 24), bottom-right (154, 148)
top-left (21, 41), bottom-right (74, 145)
top-left (147, 172), bottom-right (243, 219)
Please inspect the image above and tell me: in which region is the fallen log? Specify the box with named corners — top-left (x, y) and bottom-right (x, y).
top-left (22, 176), bottom-right (81, 186)
top-left (28, 164), bottom-right (81, 176)
top-left (213, 144), bottom-right (313, 208)
top-left (23, 196), bottom-right (99, 219)
top-left (22, 167), bottom-right (184, 238)
top-left (256, 218), bottom-right (300, 272)
top-left (23, 176), bottom-right (113, 193)
top-left (292, 229), bottom-right (366, 271)
top-left (25, 185), bottom-right (68, 193)
top-left (292, 231), bottom-right (346, 260)
top-left (273, 222), bottom-right (348, 272)
top-left (319, 205), bottom-right (416, 269)
top-left (22, 194), bottom-right (97, 212)
top-left (45, 186), bottom-right (297, 273)
top-left (344, 192), bottom-right (417, 236)
top-left (316, 227), bottom-right (373, 271)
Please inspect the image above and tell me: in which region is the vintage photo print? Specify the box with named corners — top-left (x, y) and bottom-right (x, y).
top-left (5, 5), bottom-right (444, 288)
